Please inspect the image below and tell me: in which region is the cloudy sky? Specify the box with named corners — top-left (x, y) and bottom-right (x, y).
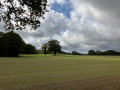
top-left (1, 0), bottom-right (120, 53)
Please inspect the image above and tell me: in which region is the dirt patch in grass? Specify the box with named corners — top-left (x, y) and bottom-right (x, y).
top-left (27, 75), bottom-right (120, 90)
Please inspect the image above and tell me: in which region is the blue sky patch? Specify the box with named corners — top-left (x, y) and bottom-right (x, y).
top-left (50, 1), bottom-right (73, 18)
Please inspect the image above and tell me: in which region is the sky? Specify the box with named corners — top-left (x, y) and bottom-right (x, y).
top-left (1, 0), bottom-right (120, 53)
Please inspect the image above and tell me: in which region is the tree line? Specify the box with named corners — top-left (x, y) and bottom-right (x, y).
top-left (70, 50), bottom-right (120, 55)
top-left (63, 50), bottom-right (120, 55)
top-left (88, 50), bottom-right (120, 55)
top-left (0, 31), bottom-right (37, 57)
top-left (1, 31), bottom-right (120, 57)
top-left (0, 31), bottom-right (61, 57)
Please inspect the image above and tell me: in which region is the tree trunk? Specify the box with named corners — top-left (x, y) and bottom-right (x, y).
top-left (44, 49), bottom-right (47, 55)
top-left (54, 51), bottom-right (56, 56)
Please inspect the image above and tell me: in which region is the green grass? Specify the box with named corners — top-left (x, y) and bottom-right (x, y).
top-left (0, 55), bottom-right (120, 89)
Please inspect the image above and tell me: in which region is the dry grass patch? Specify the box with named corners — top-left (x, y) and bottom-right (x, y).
top-left (28, 75), bottom-right (120, 90)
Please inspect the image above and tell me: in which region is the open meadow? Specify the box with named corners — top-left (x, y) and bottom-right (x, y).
top-left (0, 55), bottom-right (120, 90)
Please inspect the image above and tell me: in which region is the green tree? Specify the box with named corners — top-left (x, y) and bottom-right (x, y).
top-left (0, 0), bottom-right (48, 31)
top-left (96, 50), bottom-right (101, 55)
top-left (41, 43), bottom-right (48, 55)
top-left (88, 50), bottom-right (95, 55)
top-left (0, 31), bottom-right (25, 57)
top-left (48, 40), bottom-right (61, 55)
top-left (103, 50), bottom-right (117, 55)
top-left (0, 32), bottom-right (4, 56)
top-left (23, 44), bottom-right (36, 54)
top-left (72, 51), bottom-right (81, 55)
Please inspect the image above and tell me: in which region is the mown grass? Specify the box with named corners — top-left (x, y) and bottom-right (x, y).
top-left (0, 54), bottom-right (120, 90)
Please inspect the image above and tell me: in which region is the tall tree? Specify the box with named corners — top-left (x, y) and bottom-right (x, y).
top-left (48, 40), bottom-right (61, 55)
top-left (0, 0), bottom-right (48, 31)
top-left (88, 50), bottom-right (95, 55)
top-left (0, 31), bottom-right (25, 57)
top-left (41, 43), bottom-right (48, 55)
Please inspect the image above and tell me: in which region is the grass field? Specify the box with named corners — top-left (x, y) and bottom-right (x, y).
top-left (0, 55), bottom-right (120, 90)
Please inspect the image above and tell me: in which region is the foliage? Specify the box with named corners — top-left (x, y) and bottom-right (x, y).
top-left (41, 43), bottom-right (48, 55)
top-left (47, 40), bottom-right (61, 55)
top-left (0, 0), bottom-right (48, 31)
top-left (0, 31), bottom-right (25, 57)
top-left (88, 50), bottom-right (120, 55)
top-left (95, 50), bottom-right (101, 55)
top-left (102, 50), bottom-right (117, 55)
top-left (60, 51), bottom-right (71, 55)
top-left (88, 50), bottom-right (96, 55)
top-left (22, 44), bottom-right (36, 54)
top-left (72, 51), bottom-right (81, 55)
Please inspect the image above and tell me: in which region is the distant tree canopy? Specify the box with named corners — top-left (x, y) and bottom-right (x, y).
top-left (0, 0), bottom-right (48, 31)
top-left (60, 51), bottom-right (71, 55)
top-left (102, 50), bottom-right (117, 55)
top-left (96, 50), bottom-right (101, 55)
top-left (88, 50), bottom-right (96, 55)
top-left (22, 44), bottom-right (36, 54)
top-left (72, 51), bottom-right (81, 55)
top-left (48, 40), bottom-right (61, 55)
top-left (41, 40), bottom-right (61, 55)
top-left (88, 50), bottom-right (120, 55)
top-left (0, 31), bottom-right (25, 57)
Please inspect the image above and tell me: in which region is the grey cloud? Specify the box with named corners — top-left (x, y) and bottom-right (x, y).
top-left (17, 0), bottom-right (120, 53)
top-left (73, 0), bottom-right (120, 16)
top-left (1, 0), bottom-right (120, 53)
top-left (16, 11), bottom-right (69, 49)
